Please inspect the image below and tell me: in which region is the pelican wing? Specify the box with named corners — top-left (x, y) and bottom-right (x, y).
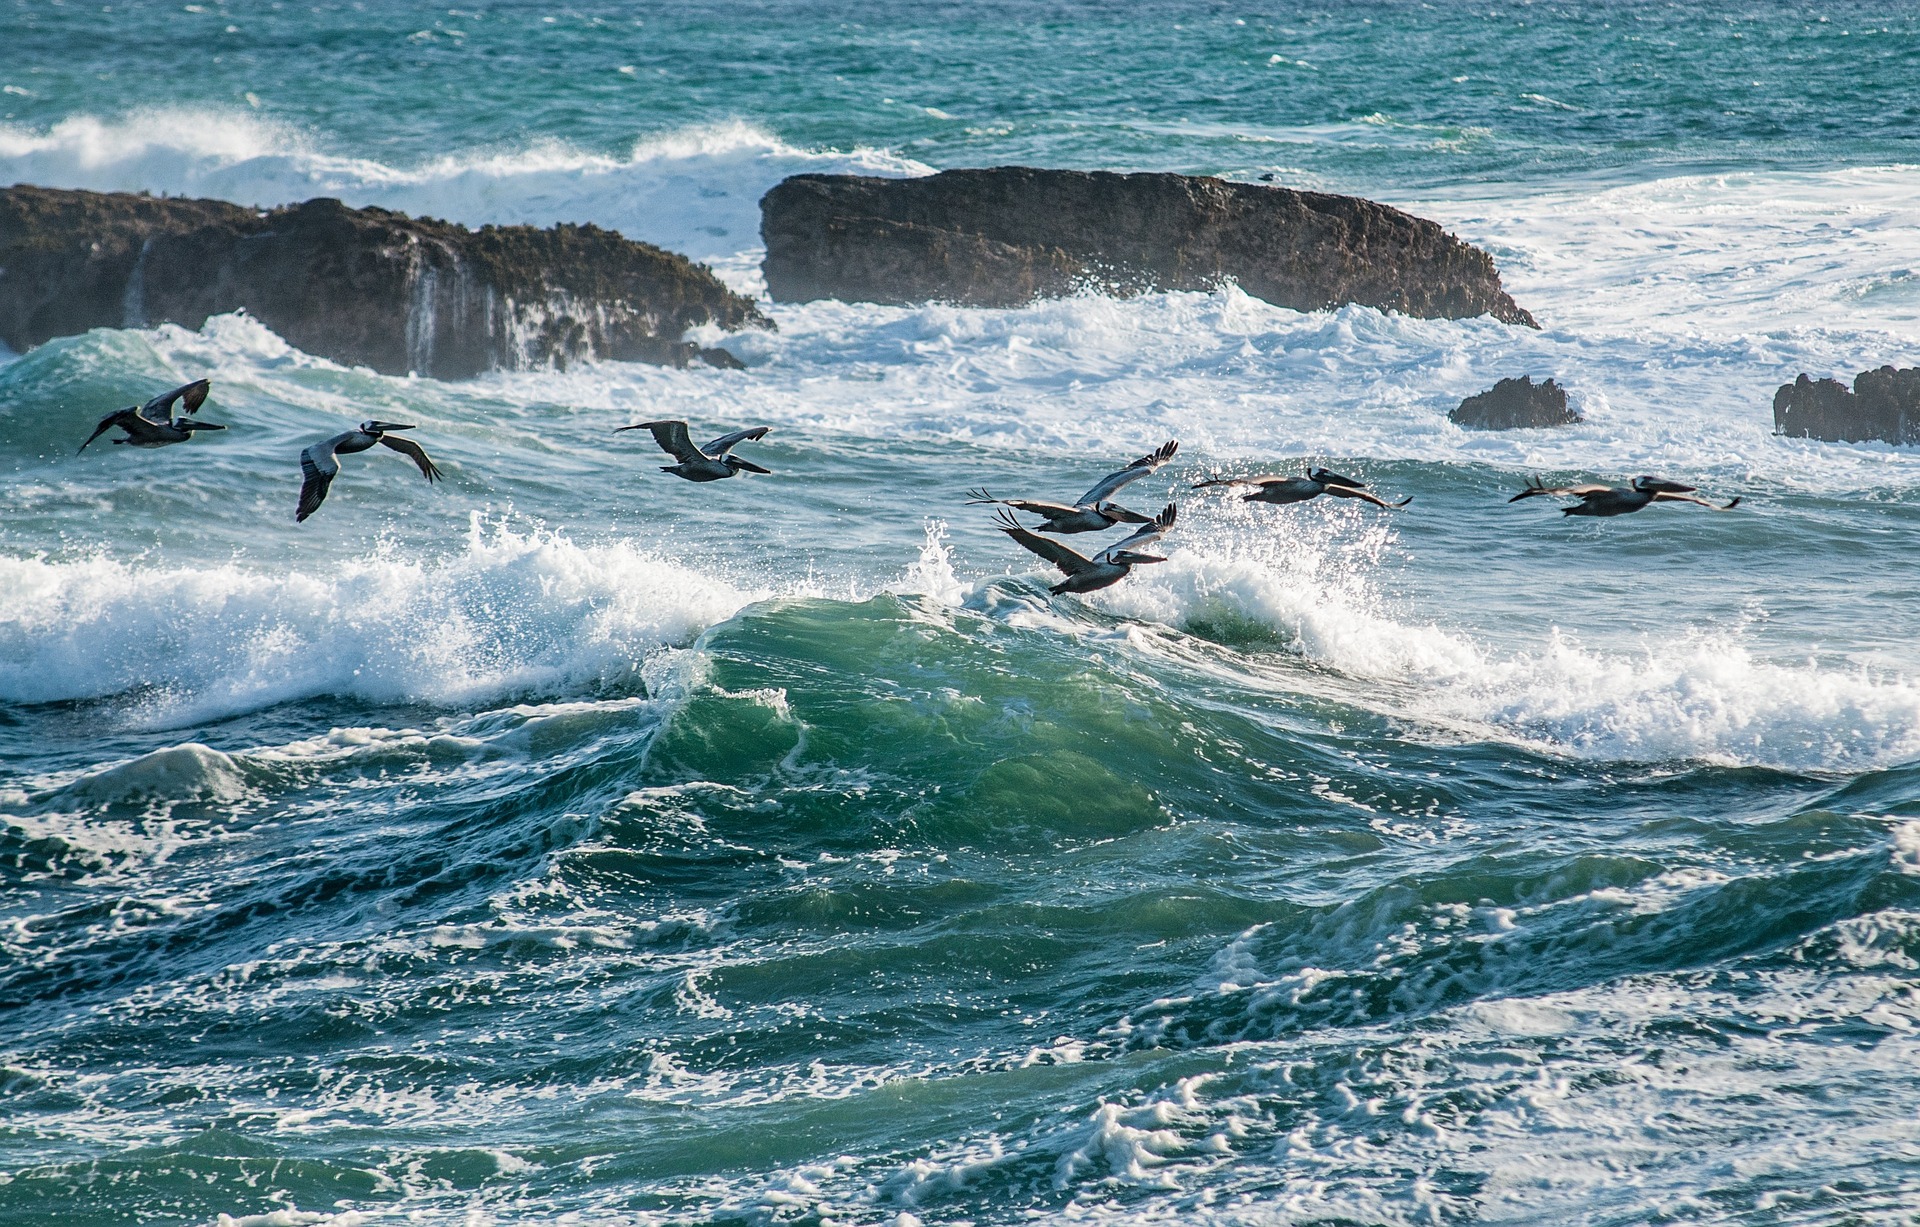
top-left (142, 378), bottom-right (211, 419)
top-left (702, 425), bottom-right (770, 456)
top-left (1099, 503), bottom-right (1176, 561)
top-left (1652, 491), bottom-right (1741, 510)
top-left (993, 508), bottom-right (1096, 576)
top-left (1076, 439), bottom-right (1179, 506)
top-left (1509, 478), bottom-right (1614, 503)
top-left (78, 408), bottom-right (139, 452)
top-left (1191, 475), bottom-right (1288, 490)
top-left (965, 490), bottom-right (1082, 518)
top-left (618, 420), bottom-right (704, 463)
top-left (380, 433), bottom-right (444, 483)
top-left (1325, 485), bottom-right (1412, 509)
top-left (296, 438), bottom-right (343, 522)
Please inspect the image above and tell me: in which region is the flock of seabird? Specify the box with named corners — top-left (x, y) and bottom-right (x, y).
top-left (79, 377), bottom-right (1743, 594)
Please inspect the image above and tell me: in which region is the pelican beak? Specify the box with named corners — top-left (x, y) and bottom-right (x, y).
top-left (729, 457), bottom-right (772, 475)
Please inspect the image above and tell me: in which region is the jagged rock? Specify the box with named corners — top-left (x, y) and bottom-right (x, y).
top-left (1773, 367), bottom-right (1920, 444)
top-left (0, 185), bottom-right (769, 377)
top-left (760, 167), bottom-right (1537, 326)
top-left (1450, 375), bottom-right (1579, 430)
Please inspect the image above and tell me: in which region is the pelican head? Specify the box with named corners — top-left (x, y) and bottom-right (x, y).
top-left (724, 454), bottom-right (772, 475)
top-left (1309, 467), bottom-right (1366, 489)
top-left (1631, 476), bottom-right (1696, 494)
top-left (362, 420), bottom-right (415, 435)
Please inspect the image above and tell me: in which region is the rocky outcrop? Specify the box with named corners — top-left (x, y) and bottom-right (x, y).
top-left (0, 185), bottom-right (768, 376)
top-left (1774, 367), bottom-right (1920, 444)
top-left (760, 167), bottom-right (1538, 326)
top-left (1450, 375), bottom-right (1578, 430)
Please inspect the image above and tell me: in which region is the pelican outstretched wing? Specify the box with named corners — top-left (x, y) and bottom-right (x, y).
top-left (993, 508), bottom-right (1096, 577)
top-left (1325, 485), bottom-right (1411, 509)
top-left (618, 420), bottom-right (703, 463)
top-left (296, 439), bottom-right (342, 523)
top-left (965, 489), bottom-right (1081, 518)
top-left (703, 425), bottom-right (770, 456)
top-left (1652, 491), bottom-right (1741, 510)
top-left (1100, 503), bottom-right (1176, 562)
top-left (1076, 439), bottom-right (1179, 506)
top-left (79, 408), bottom-right (139, 452)
top-left (142, 378), bottom-right (211, 419)
top-left (1509, 477), bottom-right (1614, 503)
top-left (1192, 474), bottom-right (1287, 490)
top-left (380, 433), bottom-right (444, 483)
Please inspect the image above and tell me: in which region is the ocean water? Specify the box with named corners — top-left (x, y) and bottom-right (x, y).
top-left (5, 2), bottom-right (1920, 1223)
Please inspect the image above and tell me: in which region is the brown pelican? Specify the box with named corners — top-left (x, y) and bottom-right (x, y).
top-left (617, 420), bottom-right (771, 482)
top-left (966, 440), bottom-right (1179, 534)
top-left (296, 421), bottom-right (443, 522)
top-left (1509, 475), bottom-right (1741, 517)
top-left (994, 503), bottom-right (1176, 595)
top-left (1192, 466), bottom-right (1410, 510)
top-left (78, 378), bottom-right (223, 451)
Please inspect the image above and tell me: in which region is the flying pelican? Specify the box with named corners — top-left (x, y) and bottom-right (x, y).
top-left (78, 378), bottom-right (224, 451)
top-left (1509, 475), bottom-right (1741, 517)
top-left (994, 503), bottom-right (1176, 595)
top-left (296, 421), bottom-right (443, 522)
top-left (1192, 466), bottom-right (1410, 510)
top-left (617, 420), bottom-right (771, 482)
top-left (966, 440), bottom-right (1178, 534)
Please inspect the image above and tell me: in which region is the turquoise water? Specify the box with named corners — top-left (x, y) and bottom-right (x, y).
top-left (6, 3), bottom-right (1920, 1224)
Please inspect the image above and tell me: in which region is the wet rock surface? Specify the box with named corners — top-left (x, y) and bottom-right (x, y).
top-left (1450, 375), bottom-right (1579, 430)
top-left (0, 185), bottom-right (767, 377)
top-left (1774, 367), bottom-right (1920, 444)
top-left (760, 167), bottom-right (1538, 326)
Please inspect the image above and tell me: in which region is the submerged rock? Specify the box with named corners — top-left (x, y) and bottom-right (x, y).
top-left (0, 185), bottom-right (769, 377)
top-left (760, 167), bottom-right (1538, 326)
top-left (1773, 367), bottom-right (1920, 444)
top-left (1450, 375), bottom-right (1579, 430)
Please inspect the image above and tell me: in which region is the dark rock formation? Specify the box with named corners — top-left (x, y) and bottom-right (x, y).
top-left (0, 185), bottom-right (768, 376)
top-left (1774, 367), bottom-right (1920, 444)
top-left (760, 167), bottom-right (1537, 326)
top-left (1450, 375), bottom-right (1579, 430)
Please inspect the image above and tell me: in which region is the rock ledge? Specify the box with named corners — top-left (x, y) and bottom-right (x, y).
top-left (1450, 375), bottom-right (1579, 430)
top-left (1774, 367), bottom-right (1920, 444)
top-left (0, 185), bottom-right (769, 377)
top-left (761, 167), bottom-right (1537, 326)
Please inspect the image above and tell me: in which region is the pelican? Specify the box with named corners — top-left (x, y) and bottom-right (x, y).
top-left (1192, 466), bottom-right (1410, 510)
top-left (617, 420), bottom-right (771, 481)
top-left (1509, 475), bottom-right (1741, 517)
top-left (994, 503), bottom-right (1176, 595)
top-left (296, 421), bottom-right (443, 522)
top-left (966, 440), bottom-right (1178, 534)
top-left (78, 378), bottom-right (223, 451)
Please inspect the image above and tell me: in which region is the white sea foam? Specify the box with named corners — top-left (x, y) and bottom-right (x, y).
top-left (1411, 163), bottom-right (1920, 336)
top-left (0, 110), bottom-right (929, 267)
top-left (1101, 519), bottom-right (1920, 771)
top-left (0, 516), bottom-right (758, 724)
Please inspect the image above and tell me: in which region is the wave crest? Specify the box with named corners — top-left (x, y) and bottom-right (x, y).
top-left (0, 516), bottom-right (758, 724)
